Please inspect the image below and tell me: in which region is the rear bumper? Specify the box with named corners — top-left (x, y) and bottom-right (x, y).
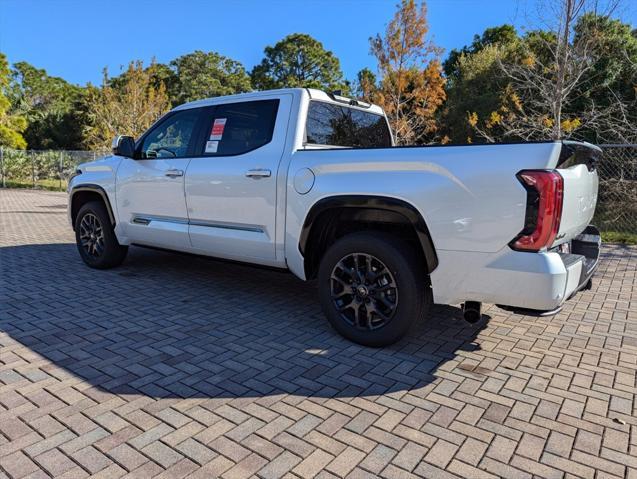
top-left (498, 226), bottom-right (601, 315)
top-left (430, 225), bottom-right (601, 312)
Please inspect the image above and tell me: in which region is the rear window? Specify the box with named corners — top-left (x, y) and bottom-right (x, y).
top-left (202, 99), bottom-right (279, 156)
top-left (305, 101), bottom-right (392, 148)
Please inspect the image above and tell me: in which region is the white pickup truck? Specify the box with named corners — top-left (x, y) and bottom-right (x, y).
top-left (68, 88), bottom-right (601, 346)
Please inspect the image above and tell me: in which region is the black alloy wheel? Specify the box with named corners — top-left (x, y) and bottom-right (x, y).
top-left (318, 232), bottom-right (430, 347)
top-left (75, 200), bottom-right (128, 269)
top-left (329, 253), bottom-right (398, 331)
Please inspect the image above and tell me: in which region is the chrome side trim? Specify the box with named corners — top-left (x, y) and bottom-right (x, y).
top-left (189, 219), bottom-right (265, 233)
top-left (131, 215), bottom-right (264, 233)
top-left (131, 214), bottom-right (188, 225)
top-left (131, 217), bottom-right (151, 225)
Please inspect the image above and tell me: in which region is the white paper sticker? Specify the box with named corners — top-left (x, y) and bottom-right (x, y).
top-left (205, 140), bottom-right (219, 153)
top-left (210, 118), bottom-right (227, 140)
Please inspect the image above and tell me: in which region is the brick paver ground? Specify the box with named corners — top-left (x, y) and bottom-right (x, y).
top-left (1, 188), bottom-right (636, 479)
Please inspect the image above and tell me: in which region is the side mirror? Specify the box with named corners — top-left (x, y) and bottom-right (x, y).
top-left (112, 135), bottom-right (136, 158)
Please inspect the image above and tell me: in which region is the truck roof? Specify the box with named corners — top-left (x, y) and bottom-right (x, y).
top-left (173, 88), bottom-right (386, 116)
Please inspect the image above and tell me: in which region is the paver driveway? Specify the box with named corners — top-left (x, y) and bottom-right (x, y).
top-left (1, 188), bottom-right (636, 479)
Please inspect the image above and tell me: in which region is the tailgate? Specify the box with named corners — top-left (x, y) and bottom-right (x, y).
top-left (554, 141), bottom-right (601, 246)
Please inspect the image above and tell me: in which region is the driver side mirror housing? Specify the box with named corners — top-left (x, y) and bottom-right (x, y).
top-left (112, 135), bottom-right (135, 158)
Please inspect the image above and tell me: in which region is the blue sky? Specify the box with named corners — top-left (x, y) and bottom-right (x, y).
top-left (1, 0), bottom-right (635, 86)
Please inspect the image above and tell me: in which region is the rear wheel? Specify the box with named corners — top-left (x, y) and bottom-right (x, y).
top-left (75, 201), bottom-right (127, 269)
top-left (317, 232), bottom-right (429, 347)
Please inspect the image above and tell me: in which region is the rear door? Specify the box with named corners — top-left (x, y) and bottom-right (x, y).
top-left (184, 94), bottom-right (291, 264)
top-left (116, 108), bottom-right (202, 250)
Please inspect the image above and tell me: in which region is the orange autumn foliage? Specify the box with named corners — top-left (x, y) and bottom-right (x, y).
top-left (370, 0), bottom-right (446, 145)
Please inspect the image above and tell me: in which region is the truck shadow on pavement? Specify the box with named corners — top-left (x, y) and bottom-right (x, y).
top-left (1, 243), bottom-right (488, 399)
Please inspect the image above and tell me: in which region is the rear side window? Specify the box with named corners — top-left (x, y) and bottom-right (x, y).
top-left (305, 101), bottom-right (392, 148)
top-left (202, 99), bottom-right (279, 156)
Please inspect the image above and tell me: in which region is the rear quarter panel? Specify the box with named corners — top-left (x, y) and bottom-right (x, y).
top-left (285, 142), bottom-right (562, 279)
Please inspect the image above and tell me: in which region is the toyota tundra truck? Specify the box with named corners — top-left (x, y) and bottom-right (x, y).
top-left (68, 88), bottom-right (601, 346)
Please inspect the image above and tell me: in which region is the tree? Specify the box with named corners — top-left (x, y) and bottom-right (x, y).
top-left (170, 51), bottom-right (252, 104)
top-left (354, 68), bottom-right (378, 102)
top-left (493, 0), bottom-right (632, 141)
top-left (370, 0), bottom-right (446, 144)
top-left (443, 25), bottom-right (519, 80)
top-left (110, 52), bottom-right (251, 106)
top-left (443, 43), bottom-right (521, 143)
top-left (84, 60), bottom-right (170, 150)
top-left (251, 33), bottom-right (348, 91)
top-left (11, 61), bottom-right (86, 149)
top-left (0, 53), bottom-right (27, 149)
top-left (446, 1), bottom-right (636, 144)
top-left (571, 13), bottom-right (637, 142)
top-left (109, 61), bottom-right (178, 102)
top-left (441, 26), bottom-right (524, 143)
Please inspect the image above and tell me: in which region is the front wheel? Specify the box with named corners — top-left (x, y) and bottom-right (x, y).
top-left (317, 232), bottom-right (430, 347)
top-left (75, 201), bottom-right (128, 269)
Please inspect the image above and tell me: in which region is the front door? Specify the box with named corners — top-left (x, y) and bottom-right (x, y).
top-left (116, 108), bottom-right (202, 250)
top-left (185, 95), bottom-right (290, 264)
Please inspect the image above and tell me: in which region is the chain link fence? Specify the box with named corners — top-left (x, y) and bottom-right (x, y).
top-left (593, 144), bottom-right (637, 236)
top-left (0, 148), bottom-right (103, 191)
top-left (1, 144), bottom-right (636, 235)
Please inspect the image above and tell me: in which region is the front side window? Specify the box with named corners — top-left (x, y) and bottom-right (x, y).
top-left (139, 109), bottom-right (200, 159)
top-left (305, 101), bottom-right (392, 148)
top-left (202, 100), bottom-right (279, 156)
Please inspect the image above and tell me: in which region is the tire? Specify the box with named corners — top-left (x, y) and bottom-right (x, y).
top-left (317, 232), bottom-right (430, 347)
top-left (75, 201), bottom-right (128, 269)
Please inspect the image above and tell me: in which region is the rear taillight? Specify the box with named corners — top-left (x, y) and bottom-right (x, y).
top-left (510, 170), bottom-right (564, 252)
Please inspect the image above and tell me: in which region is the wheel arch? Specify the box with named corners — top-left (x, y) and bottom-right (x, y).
top-left (70, 185), bottom-right (116, 230)
top-left (299, 195), bottom-right (438, 279)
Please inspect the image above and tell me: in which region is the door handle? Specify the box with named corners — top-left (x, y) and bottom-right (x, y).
top-left (245, 169), bottom-right (271, 179)
top-left (165, 169), bottom-right (184, 177)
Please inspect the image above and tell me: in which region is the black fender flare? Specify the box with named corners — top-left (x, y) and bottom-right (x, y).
top-left (69, 184), bottom-right (116, 227)
top-left (299, 195), bottom-right (438, 273)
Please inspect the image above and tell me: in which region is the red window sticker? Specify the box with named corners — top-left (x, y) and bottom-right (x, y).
top-left (210, 118), bottom-right (227, 140)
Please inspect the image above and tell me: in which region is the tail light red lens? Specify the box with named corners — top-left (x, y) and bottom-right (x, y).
top-left (510, 170), bottom-right (564, 252)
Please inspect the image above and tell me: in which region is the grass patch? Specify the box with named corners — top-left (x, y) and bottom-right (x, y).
top-left (3, 179), bottom-right (67, 191)
top-left (601, 231), bottom-right (637, 245)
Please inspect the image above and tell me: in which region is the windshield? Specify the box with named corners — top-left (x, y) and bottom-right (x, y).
top-left (305, 101), bottom-right (392, 148)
